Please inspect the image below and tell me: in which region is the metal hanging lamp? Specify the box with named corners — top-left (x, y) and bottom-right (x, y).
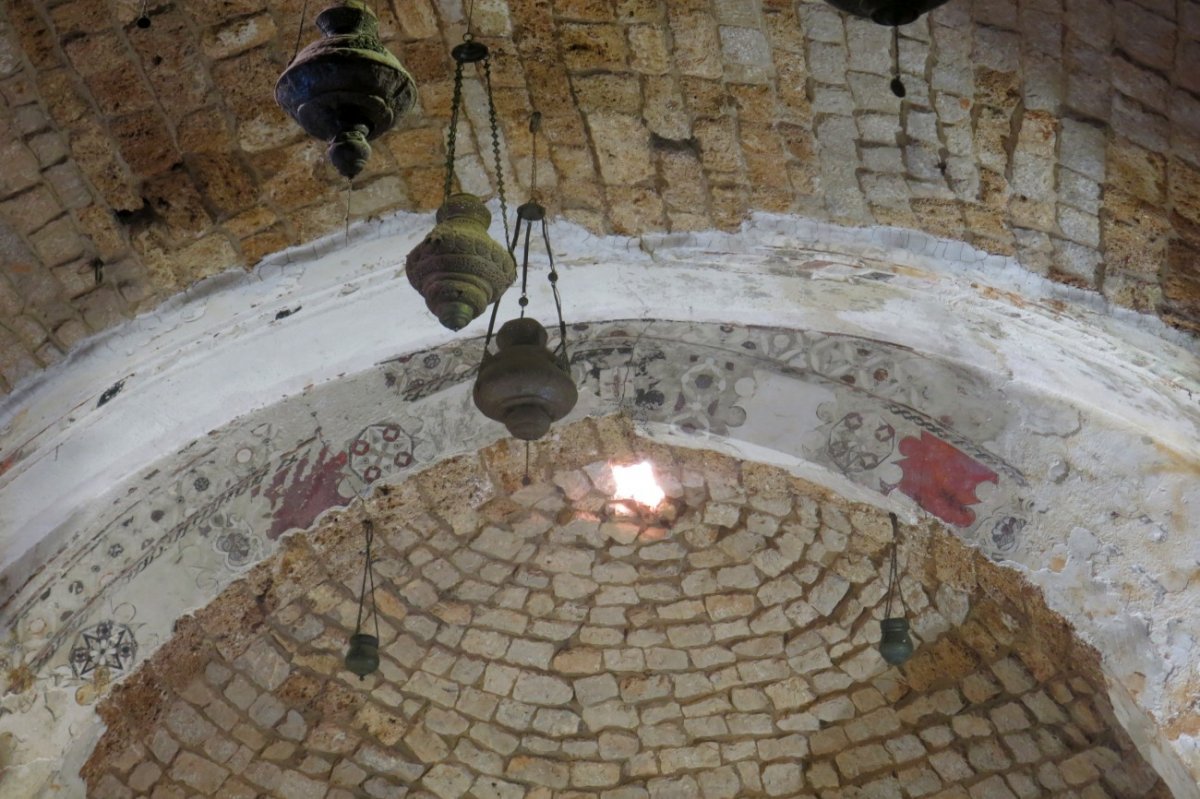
top-left (345, 518), bottom-right (381, 680)
top-left (820, 0), bottom-right (952, 97)
top-left (275, 0), bottom-right (415, 178)
top-left (879, 512), bottom-right (915, 666)
top-left (473, 112), bottom-right (578, 443)
top-left (405, 11), bottom-right (516, 331)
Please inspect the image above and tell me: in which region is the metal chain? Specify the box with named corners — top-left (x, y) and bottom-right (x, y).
top-left (543, 219), bottom-right (569, 368)
top-left (483, 57), bottom-right (510, 248)
top-left (529, 111), bottom-right (541, 195)
top-left (444, 59), bottom-right (466, 203)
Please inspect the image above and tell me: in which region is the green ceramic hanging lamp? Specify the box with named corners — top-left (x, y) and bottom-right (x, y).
top-left (345, 518), bottom-right (381, 680)
top-left (405, 12), bottom-right (515, 331)
top-left (879, 512), bottom-right (915, 666)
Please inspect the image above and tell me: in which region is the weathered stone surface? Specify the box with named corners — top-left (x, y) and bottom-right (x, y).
top-left (0, 0), bottom-right (1196, 393)
top-left (82, 446), bottom-right (1168, 799)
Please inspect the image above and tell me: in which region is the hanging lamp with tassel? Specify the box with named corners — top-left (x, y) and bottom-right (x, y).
top-left (344, 518), bottom-right (381, 680)
top-left (275, 0), bottom-right (415, 179)
top-left (405, 16), bottom-right (516, 331)
top-left (473, 112), bottom-right (577, 442)
top-left (879, 512), bottom-right (915, 666)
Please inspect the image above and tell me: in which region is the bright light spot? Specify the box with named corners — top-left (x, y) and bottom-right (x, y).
top-left (611, 461), bottom-right (665, 508)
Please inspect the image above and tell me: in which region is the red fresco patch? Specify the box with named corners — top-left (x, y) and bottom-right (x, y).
top-left (263, 445), bottom-right (349, 539)
top-left (0, 447), bottom-right (23, 478)
top-left (895, 432), bottom-right (997, 527)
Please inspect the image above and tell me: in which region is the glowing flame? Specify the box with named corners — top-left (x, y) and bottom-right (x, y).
top-left (611, 461), bottom-right (665, 508)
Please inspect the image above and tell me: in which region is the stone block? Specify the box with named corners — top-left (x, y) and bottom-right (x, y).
top-left (169, 751), bottom-right (229, 794)
top-left (202, 13), bottom-right (277, 60)
top-left (0, 140), bottom-right (39, 198)
top-left (669, 10), bottom-right (722, 78)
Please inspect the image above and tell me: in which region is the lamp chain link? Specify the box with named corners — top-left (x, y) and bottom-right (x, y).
top-left (443, 59), bottom-right (466, 203)
top-left (483, 57), bottom-right (510, 249)
top-left (530, 111), bottom-right (542, 195)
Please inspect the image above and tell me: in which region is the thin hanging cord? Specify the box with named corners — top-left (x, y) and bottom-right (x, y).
top-left (290, 0), bottom-right (311, 64)
top-left (518, 222), bottom-right (533, 318)
top-left (528, 110), bottom-right (569, 363)
top-left (543, 220), bottom-right (568, 363)
top-left (344, 180), bottom-right (353, 244)
top-left (136, 0), bottom-right (151, 27)
top-left (482, 291), bottom-right (503, 352)
top-left (883, 512), bottom-right (906, 618)
top-left (367, 522), bottom-right (380, 640)
top-left (465, 0), bottom-right (477, 35)
top-left (523, 442), bottom-right (531, 486)
top-left (353, 519), bottom-right (376, 636)
top-left (890, 27), bottom-right (906, 98)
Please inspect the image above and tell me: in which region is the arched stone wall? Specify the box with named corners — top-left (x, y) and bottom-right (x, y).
top-left (0, 217), bottom-right (1197, 795)
top-left (78, 436), bottom-right (1171, 798)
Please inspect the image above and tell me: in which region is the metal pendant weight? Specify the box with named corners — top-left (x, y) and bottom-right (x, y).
top-left (275, 1), bottom-right (415, 178)
top-left (474, 317), bottom-right (578, 441)
top-left (406, 193), bottom-right (516, 331)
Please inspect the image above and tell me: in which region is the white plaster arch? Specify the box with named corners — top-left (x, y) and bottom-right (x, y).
top-left (0, 210), bottom-right (1197, 797)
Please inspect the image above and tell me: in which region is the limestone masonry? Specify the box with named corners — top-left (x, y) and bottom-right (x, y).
top-left (0, 0), bottom-right (1197, 392)
top-left (84, 442), bottom-right (1168, 798)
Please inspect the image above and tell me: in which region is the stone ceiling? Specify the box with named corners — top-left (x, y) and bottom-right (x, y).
top-left (0, 0), bottom-right (1198, 395)
top-left (81, 440), bottom-right (1170, 799)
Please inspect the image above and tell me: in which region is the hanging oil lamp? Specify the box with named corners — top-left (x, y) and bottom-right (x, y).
top-left (473, 113), bottom-right (577, 442)
top-left (405, 31), bottom-right (515, 330)
top-left (275, 1), bottom-right (415, 178)
top-left (345, 518), bottom-right (381, 680)
top-left (820, 0), bottom-right (952, 97)
top-left (879, 512), bottom-right (915, 666)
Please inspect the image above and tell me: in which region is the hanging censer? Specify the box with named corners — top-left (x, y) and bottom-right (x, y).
top-left (819, 0), bottom-right (951, 97)
top-left (405, 26), bottom-right (516, 331)
top-left (879, 512), bottom-right (915, 666)
top-left (345, 518), bottom-right (381, 680)
top-left (275, 1), bottom-right (415, 179)
top-left (473, 112), bottom-right (578, 443)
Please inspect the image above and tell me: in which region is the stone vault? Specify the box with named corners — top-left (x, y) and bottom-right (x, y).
top-left (82, 431), bottom-right (1169, 798)
top-left (0, 0), bottom-right (1198, 393)
top-left (0, 0), bottom-right (1197, 795)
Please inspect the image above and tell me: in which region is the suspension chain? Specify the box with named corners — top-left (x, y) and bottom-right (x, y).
top-left (483, 56), bottom-right (510, 249)
top-left (443, 58), bottom-right (467, 203)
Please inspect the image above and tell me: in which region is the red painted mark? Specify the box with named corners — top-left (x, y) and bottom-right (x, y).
top-left (895, 432), bottom-right (997, 527)
top-left (0, 448), bottom-right (23, 478)
top-left (263, 445), bottom-right (349, 539)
